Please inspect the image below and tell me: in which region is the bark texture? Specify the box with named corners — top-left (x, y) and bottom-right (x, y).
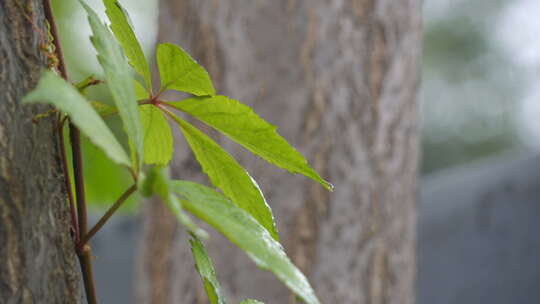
top-left (0, 1), bottom-right (80, 303)
top-left (137, 0), bottom-right (421, 303)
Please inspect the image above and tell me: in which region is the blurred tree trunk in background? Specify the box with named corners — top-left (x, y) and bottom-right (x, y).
top-left (137, 0), bottom-right (421, 303)
top-left (0, 1), bottom-right (80, 303)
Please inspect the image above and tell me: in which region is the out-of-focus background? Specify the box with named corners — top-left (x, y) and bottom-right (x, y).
top-left (419, 1), bottom-right (540, 303)
top-left (52, 0), bottom-right (540, 303)
top-left (421, 0), bottom-right (537, 173)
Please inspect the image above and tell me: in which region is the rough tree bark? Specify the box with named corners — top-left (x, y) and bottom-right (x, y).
top-left (137, 0), bottom-right (421, 303)
top-left (0, 1), bottom-right (80, 303)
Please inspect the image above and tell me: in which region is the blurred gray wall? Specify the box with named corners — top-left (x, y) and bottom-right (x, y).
top-left (90, 215), bottom-right (140, 304)
top-left (418, 152), bottom-right (540, 304)
top-left (91, 152), bottom-right (540, 303)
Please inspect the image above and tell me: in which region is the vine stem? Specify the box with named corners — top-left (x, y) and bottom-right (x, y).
top-left (42, 1), bottom-right (98, 303)
top-left (79, 184), bottom-right (137, 246)
top-left (58, 118), bottom-right (78, 242)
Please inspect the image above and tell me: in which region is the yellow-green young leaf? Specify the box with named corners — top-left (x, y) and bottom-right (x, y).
top-left (139, 105), bottom-right (173, 165)
top-left (172, 181), bottom-right (320, 304)
top-left (141, 167), bottom-right (207, 238)
top-left (103, 0), bottom-right (152, 90)
top-left (190, 236), bottom-right (227, 304)
top-left (23, 71), bottom-right (130, 167)
top-left (240, 300), bottom-right (264, 304)
top-left (134, 80), bottom-right (149, 100)
top-left (81, 1), bottom-right (144, 170)
top-left (157, 43), bottom-right (215, 96)
top-left (166, 112), bottom-right (278, 240)
top-left (166, 96), bottom-right (332, 190)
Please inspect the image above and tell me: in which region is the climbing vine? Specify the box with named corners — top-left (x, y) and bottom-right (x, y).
top-left (26, 1), bottom-right (331, 303)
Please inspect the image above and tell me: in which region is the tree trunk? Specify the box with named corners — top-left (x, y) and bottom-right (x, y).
top-left (0, 1), bottom-right (81, 303)
top-left (137, 0), bottom-right (421, 303)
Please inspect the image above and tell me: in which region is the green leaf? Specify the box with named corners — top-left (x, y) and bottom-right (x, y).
top-left (134, 80), bottom-right (149, 100)
top-left (166, 96), bottom-right (332, 190)
top-left (240, 300), bottom-right (264, 304)
top-left (172, 181), bottom-right (320, 304)
top-left (81, 1), bottom-right (144, 170)
top-left (141, 167), bottom-right (207, 239)
top-left (190, 236), bottom-right (227, 304)
top-left (82, 137), bottom-right (139, 211)
top-left (139, 105), bottom-right (173, 165)
top-left (103, 0), bottom-right (152, 90)
top-left (157, 43), bottom-right (215, 96)
top-left (165, 111), bottom-right (278, 240)
top-left (23, 71), bottom-right (130, 167)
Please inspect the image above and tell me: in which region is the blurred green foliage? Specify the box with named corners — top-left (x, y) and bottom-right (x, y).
top-left (424, 18), bottom-right (490, 81)
top-left (421, 0), bottom-right (524, 174)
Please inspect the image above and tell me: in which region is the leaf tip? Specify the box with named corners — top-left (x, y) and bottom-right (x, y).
top-left (189, 222), bottom-right (210, 240)
top-left (323, 180), bottom-right (334, 192)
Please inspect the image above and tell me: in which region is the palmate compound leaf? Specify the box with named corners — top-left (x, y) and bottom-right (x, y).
top-left (157, 43), bottom-right (215, 96)
top-left (190, 235), bottom-right (227, 304)
top-left (80, 1), bottom-right (144, 171)
top-left (139, 105), bottom-right (173, 165)
top-left (166, 96), bottom-right (332, 190)
top-left (103, 0), bottom-right (152, 91)
top-left (141, 166), bottom-right (207, 239)
top-left (163, 110), bottom-right (279, 240)
top-left (23, 71), bottom-right (130, 167)
top-left (172, 181), bottom-right (320, 304)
